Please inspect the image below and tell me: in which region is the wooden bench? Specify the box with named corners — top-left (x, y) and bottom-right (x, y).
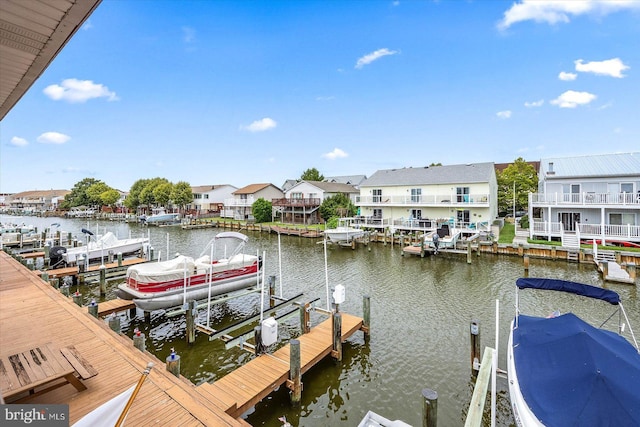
top-left (0, 342), bottom-right (96, 402)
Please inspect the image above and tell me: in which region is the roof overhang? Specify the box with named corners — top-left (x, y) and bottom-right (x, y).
top-left (0, 0), bottom-right (102, 121)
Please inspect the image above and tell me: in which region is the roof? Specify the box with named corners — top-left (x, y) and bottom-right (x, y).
top-left (540, 152), bottom-right (640, 179)
top-left (233, 183), bottom-right (281, 195)
top-left (324, 175), bottom-right (367, 186)
top-left (191, 184), bottom-right (234, 193)
top-left (296, 181), bottom-right (359, 193)
top-left (0, 0), bottom-right (102, 120)
top-left (10, 189), bottom-right (70, 199)
top-left (361, 162), bottom-right (495, 187)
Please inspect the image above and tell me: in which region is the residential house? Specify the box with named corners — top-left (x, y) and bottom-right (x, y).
top-left (190, 185), bottom-right (238, 215)
top-left (223, 184), bottom-right (284, 220)
top-left (529, 152), bottom-right (640, 246)
top-left (273, 181), bottom-right (361, 224)
top-left (356, 163), bottom-right (497, 231)
top-left (324, 175), bottom-right (367, 189)
top-left (7, 190), bottom-right (70, 213)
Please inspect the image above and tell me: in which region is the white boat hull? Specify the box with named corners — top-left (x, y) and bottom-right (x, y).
top-left (324, 227), bottom-right (364, 243)
top-left (63, 238), bottom-right (149, 264)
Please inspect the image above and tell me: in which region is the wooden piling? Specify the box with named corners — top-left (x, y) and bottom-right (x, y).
top-left (143, 310), bottom-right (151, 323)
top-left (470, 320), bottom-right (480, 375)
top-left (288, 339), bottom-right (302, 405)
top-left (600, 260), bottom-right (609, 278)
top-left (108, 314), bottom-right (121, 334)
top-left (362, 295), bottom-right (370, 337)
top-left (166, 349), bottom-right (180, 377)
top-left (133, 329), bottom-right (146, 352)
top-left (524, 255), bottom-right (530, 273)
top-left (254, 325), bottom-right (265, 355)
top-left (72, 291), bottom-right (82, 307)
top-left (331, 311), bottom-right (342, 361)
top-left (186, 300), bottom-right (197, 344)
top-left (467, 241), bottom-right (472, 264)
top-left (117, 252), bottom-right (123, 267)
top-left (422, 388), bottom-right (438, 427)
top-left (99, 265), bottom-right (107, 296)
top-left (298, 302), bottom-right (310, 334)
top-left (627, 263), bottom-right (636, 282)
top-left (88, 300), bottom-right (98, 318)
top-left (269, 275), bottom-right (276, 308)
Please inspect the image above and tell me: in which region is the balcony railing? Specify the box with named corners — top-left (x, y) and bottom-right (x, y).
top-left (532, 220), bottom-right (640, 243)
top-left (224, 197), bottom-right (255, 207)
top-left (531, 192), bottom-right (640, 206)
top-left (355, 194), bottom-right (490, 206)
top-left (271, 198), bottom-right (321, 208)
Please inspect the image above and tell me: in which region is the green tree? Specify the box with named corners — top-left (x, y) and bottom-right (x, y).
top-left (125, 178), bottom-right (151, 211)
top-left (497, 157), bottom-right (538, 216)
top-left (171, 181), bottom-right (193, 211)
top-left (319, 193), bottom-right (356, 222)
top-left (252, 198), bottom-right (272, 223)
top-left (153, 182), bottom-right (174, 207)
top-left (63, 178), bottom-right (103, 208)
top-left (86, 182), bottom-right (111, 207)
top-left (300, 167), bottom-right (324, 181)
top-left (101, 189), bottom-right (121, 208)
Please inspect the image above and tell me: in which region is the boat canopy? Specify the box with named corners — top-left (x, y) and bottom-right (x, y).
top-left (513, 313), bottom-right (640, 426)
top-left (516, 277), bottom-right (620, 305)
top-left (215, 232), bottom-right (249, 242)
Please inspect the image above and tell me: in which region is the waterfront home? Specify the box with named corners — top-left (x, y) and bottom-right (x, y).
top-left (223, 183), bottom-right (284, 220)
top-left (6, 189), bottom-right (71, 214)
top-left (355, 163), bottom-right (498, 232)
top-left (189, 184), bottom-right (238, 215)
top-left (324, 175), bottom-right (367, 189)
top-left (529, 152), bottom-right (640, 246)
top-left (273, 181), bottom-right (360, 224)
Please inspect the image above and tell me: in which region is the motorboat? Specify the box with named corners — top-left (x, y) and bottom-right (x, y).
top-left (140, 208), bottom-right (179, 225)
top-left (116, 231), bottom-right (262, 311)
top-left (423, 222), bottom-right (462, 251)
top-left (507, 277), bottom-right (640, 426)
top-left (53, 231), bottom-right (150, 267)
top-left (323, 218), bottom-right (365, 243)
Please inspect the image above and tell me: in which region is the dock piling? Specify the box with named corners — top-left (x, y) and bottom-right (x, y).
top-left (288, 339), bottom-right (302, 405)
top-left (362, 295), bottom-right (371, 338)
top-left (186, 300), bottom-right (197, 344)
top-left (166, 348), bottom-right (180, 377)
top-left (470, 320), bottom-right (480, 375)
top-left (422, 388), bottom-right (438, 427)
top-left (254, 325), bottom-right (265, 355)
top-left (72, 291), bottom-right (82, 307)
top-left (133, 328), bottom-right (146, 352)
top-left (108, 313), bottom-right (121, 334)
top-left (88, 299), bottom-right (98, 318)
top-left (99, 265), bottom-right (107, 296)
top-left (331, 311), bottom-right (342, 361)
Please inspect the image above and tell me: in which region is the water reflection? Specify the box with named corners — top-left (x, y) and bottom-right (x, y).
top-left (4, 215), bottom-right (638, 427)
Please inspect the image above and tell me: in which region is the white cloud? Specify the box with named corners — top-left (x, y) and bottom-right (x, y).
top-left (550, 90), bottom-right (596, 108)
top-left (524, 99), bottom-right (544, 107)
top-left (558, 71), bottom-right (577, 81)
top-left (355, 48), bottom-right (398, 69)
top-left (43, 78), bottom-right (118, 103)
top-left (82, 20), bottom-right (93, 30)
top-left (316, 96), bottom-right (335, 101)
top-left (243, 118), bottom-right (277, 132)
top-left (322, 148), bottom-right (348, 160)
top-left (497, 0), bottom-right (640, 30)
top-left (10, 136), bottom-right (28, 147)
top-left (574, 58), bottom-right (629, 78)
top-left (37, 132), bottom-right (71, 144)
top-left (182, 26), bottom-right (196, 43)
top-left (496, 110), bottom-right (512, 119)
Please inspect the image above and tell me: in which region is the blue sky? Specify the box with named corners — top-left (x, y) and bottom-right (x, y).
top-left (2, 0), bottom-right (639, 193)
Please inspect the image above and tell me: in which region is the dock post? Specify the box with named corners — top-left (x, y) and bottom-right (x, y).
top-left (600, 260), bottom-right (609, 279)
top-left (108, 250), bottom-right (114, 264)
top-left (467, 241), bottom-right (472, 264)
top-left (254, 325), bottom-right (265, 355)
top-left (269, 275), bottom-right (276, 308)
top-left (56, 230), bottom-right (61, 246)
top-left (298, 302), bottom-right (310, 334)
top-left (72, 291), bottom-right (82, 307)
top-left (331, 311), bottom-right (342, 361)
top-left (149, 247), bottom-right (154, 261)
top-left (422, 388), bottom-right (438, 427)
top-left (523, 255), bottom-right (530, 274)
top-left (41, 272), bottom-right (49, 285)
top-left (60, 282), bottom-right (69, 296)
top-left (88, 299), bottom-right (98, 318)
top-left (186, 300), bottom-right (197, 344)
top-left (108, 313), bottom-right (121, 334)
top-left (117, 252), bottom-right (123, 267)
top-left (470, 320), bottom-right (480, 375)
top-left (144, 311), bottom-right (151, 323)
top-left (626, 263), bottom-right (636, 282)
top-left (616, 252), bottom-right (622, 264)
top-left (133, 328), bottom-right (146, 352)
top-left (289, 339), bottom-right (302, 405)
top-left (43, 246), bottom-right (50, 268)
top-left (67, 232), bottom-right (72, 245)
top-left (99, 265), bottom-right (107, 297)
top-left (166, 348), bottom-right (180, 378)
top-left (362, 295), bottom-right (371, 338)
top-left (551, 246), bottom-right (556, 260)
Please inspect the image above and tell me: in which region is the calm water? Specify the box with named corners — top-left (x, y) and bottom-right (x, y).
top-left (4, 215), bottom-right (639, 427)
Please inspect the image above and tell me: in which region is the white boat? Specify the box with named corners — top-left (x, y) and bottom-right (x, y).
top-left (55, 231), bottom-right (150, 266)
top-left (140, 208), bottom-right (179, 224)
top-left (507, 277), bottom-right (640, 427)
top-left (423, 222), bottom-right (462, 251)
top-left (324, 218), bottom-right (365, 243)
top-left (115, 231), bottom-right (262, 311)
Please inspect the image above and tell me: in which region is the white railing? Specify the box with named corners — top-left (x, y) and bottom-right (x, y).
top-left (533, 220), bottom-right (640, 242)
top-left (531, 192), bottom-right (640, 206)
top-left (224, 197), bottom-right (255, 207)
top-left (356, 193), bottom-right (490, 205)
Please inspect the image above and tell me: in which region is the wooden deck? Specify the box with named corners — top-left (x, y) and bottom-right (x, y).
top-left (202, 312), bottom-right (364, 418)
top-left (45, 257), bottom-right (147, 278)
top-left (0, 251), bottom-right (248, 426)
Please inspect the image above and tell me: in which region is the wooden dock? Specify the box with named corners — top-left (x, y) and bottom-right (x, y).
top-left (45, 257), bottom-right (147, 278)
top-left (202, 312), bottom-right (364, 418)
top-left (0, 251), bottom-right (248, 426)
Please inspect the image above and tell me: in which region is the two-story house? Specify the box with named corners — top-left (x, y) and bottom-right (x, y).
top-left (273, 181), bottom-right (360, 224)
top-left (8, 190), bottom-right (71, 213)
top-left (190, 185), bottom-right (238, 215)
top-left (529, 152), bottom-right (640, 246)
top-left (356, 163), bottom-right (497, 232)
top-left (223, 183), bottom-right (284, 220)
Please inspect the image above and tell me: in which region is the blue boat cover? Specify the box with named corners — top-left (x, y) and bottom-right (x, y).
top-left (516, 277), bottom-right (620, 305)
top-left (513, 313), bottom-right (640, 426)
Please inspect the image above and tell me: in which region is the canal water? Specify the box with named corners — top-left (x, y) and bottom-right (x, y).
top-left (4, 216), bottom-right (639, 426)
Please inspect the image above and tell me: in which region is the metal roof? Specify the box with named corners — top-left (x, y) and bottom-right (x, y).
top-left (540, 152), bottom-right (640, 178)
top-left (0, 0), bottom-right (102, 121)
top-left (361, 162), bottom-right (495, 187)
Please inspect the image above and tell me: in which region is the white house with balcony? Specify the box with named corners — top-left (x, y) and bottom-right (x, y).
top-left (356, 163), bottom-right (497, 232)
top-left (530, 152), bottom-right (640, 246)
top-left (273, 181), bottom-right (360, 224)
top-left (190, 184), bottom-right (237, 215)
top-left (223, 183), bottom-right (284, 220)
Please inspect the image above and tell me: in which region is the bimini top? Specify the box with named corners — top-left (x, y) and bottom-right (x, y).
top-left (516, 277), bottom-right (620, 305)
top-left (513, 313), bottom-right (640, 426)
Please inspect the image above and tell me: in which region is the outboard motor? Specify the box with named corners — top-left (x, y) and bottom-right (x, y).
top-left (49, 246), bottom-right (67, 268)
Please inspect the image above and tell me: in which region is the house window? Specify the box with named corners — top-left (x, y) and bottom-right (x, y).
top-left (373, 208), bottom-right (382, 218)
top-left (204, 194), bottom-right (209, 199)
top-left (292, 192), bottom-right (303, 199)
top-left (456, 187), bottom-right (470, 203)
top-left (457, 209), bottom-right (470, 225)
top-left (410, 209), bottom-right (422, 219)
top-left (609, 213), bottom-right (636, 226)
top-left (372, 189), bottom-right (382, 203)
top-left (410, 188), bottom-right (422, 203)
